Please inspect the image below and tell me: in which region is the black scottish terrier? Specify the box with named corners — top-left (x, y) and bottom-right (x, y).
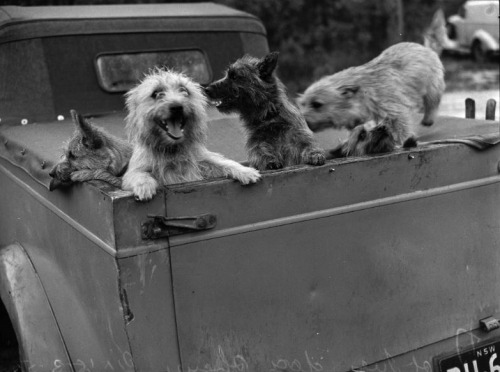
top-left (205, 52), bottom-right (325, 171)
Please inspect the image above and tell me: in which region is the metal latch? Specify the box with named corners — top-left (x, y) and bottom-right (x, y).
top-left (141, 214), bottom-right (217, 240)
top-left (480, 317), bottom-right (500, 332)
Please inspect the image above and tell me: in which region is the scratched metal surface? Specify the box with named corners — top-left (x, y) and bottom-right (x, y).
top-left (118, 250), bottom-right (182, 371)
top-left (0, 243), bottom-right (72, 371)
top-left (0, 159), bottom-right (134, 371)
top-left (0, 115), bottom-right (498, 370)
top-left (163, 142), bottom-right (500, 248)
top-left (164, 143), bottom-right (500, 371)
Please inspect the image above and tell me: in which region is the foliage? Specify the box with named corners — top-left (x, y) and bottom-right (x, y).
top-left (216, 0), bottom-right (442, 94)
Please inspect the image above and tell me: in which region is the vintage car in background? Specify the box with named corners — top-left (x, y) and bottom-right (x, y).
top-left (0, 3), bottom-right (499, 372)
top-left (445, 0), bottom-right (500, 61)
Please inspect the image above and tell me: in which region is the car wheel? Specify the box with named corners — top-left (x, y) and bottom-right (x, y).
top-left (471, 40), bottom-right (487, 63)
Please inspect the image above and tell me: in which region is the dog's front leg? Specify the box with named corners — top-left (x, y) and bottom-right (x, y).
top-left (71, 169), bottom-right (122, 188)
top-left (248, 142), bottom-right (283, 171)
top-left (122, 169), bottom-right (158, 201)
top-left (301, 145), bottom-right (326, 166)
top-left (122, 149), bottom-right (158, 201)
top-left (200, 150), bottom-right (261, 185)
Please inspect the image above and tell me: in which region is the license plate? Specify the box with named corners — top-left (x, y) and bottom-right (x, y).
top-left (437, 339), bottom-right (500, 372)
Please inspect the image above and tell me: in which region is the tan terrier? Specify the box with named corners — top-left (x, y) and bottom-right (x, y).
top-left (49, 110), bottom-right (132, 190)
top-left (298, 42), bottom-right (445, 145)
top-left (122, 69), bottom-right (261, 201)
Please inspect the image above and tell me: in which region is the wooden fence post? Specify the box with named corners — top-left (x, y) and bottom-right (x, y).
top-left (485, 99), bottom-right (497, 121)
top-left (465, 98), bottom-right (475, 119)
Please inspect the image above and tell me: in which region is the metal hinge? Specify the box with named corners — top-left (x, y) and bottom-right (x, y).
top-left (141, 213), bottom-right (217, 240)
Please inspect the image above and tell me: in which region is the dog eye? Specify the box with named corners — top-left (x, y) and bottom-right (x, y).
top-left (311, 101), bottom-right (323, 110)
top-left (227, 70), bottom-right (236, 80)
top-left (179, 86), bottom-right (189, 96)
top-left (151, 90), bottom-right (162, 99)
top-left (67, 151), bottom-right (75, 159)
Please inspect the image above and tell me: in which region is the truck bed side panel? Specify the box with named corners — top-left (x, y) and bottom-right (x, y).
top-left (161, 137), bottom-right (500, 371)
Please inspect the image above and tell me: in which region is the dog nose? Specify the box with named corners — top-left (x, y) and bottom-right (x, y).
top-left (49, 165), bottom-right (57, 178)
top-left (170, 105), bottom-right (183, 115)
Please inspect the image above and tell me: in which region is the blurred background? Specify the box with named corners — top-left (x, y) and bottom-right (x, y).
top-left (3, 0), bottom-right (499, 119)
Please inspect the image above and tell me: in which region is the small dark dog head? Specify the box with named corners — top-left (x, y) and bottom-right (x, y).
top-left (205, 52), bottom-right (280, 115)
top-left (342, 120), bottom-right (397, 157)
top-left (49, 110), bottom-right (113, 190)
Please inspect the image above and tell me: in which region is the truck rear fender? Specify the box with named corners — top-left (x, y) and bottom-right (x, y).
top-left (0, 243), bottom-right (73, 371)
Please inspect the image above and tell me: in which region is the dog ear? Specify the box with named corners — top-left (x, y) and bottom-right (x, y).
top-left (339, 85), bottom-right (360, 98)
top-left (71, 109), bottom-right (103, 149)
top-left (257, 51), bottom-right (279, 79)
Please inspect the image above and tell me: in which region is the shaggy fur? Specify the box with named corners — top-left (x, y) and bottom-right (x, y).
top-left (205, 52), bottom-right (325, 170)
top-left (297, 42), bottom-right (445, 144)
top-left (122, 69), bottom-right (261, 201)
top-left (344, 121), bottom-right (396, 157)
top-left (329, 119), bottom-right (417, 158)
top-left (49, 110), bottom-right (132, 191)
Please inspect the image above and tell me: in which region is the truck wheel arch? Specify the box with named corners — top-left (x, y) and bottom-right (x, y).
top-left (0, 243), bottom-right (72, 371)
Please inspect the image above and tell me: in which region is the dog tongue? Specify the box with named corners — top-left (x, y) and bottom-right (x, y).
top-left (167, 120), bottom-right (183, 139)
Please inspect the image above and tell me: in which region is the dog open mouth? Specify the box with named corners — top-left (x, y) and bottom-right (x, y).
top-left (210, 98), bottom-right (234, 109)
top-left (211, 99), bottom-right (223, 108)
top-left (155, 118), bottom-right (185, 140)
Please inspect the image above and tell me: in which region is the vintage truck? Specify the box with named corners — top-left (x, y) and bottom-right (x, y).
top-left (444, 0), bottom-right (499, 62)
top-left (0, 3), bottom-right (499, 372)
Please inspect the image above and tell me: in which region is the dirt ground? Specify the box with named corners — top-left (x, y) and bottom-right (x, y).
top-left (439, 54), bottom-right (500, 120)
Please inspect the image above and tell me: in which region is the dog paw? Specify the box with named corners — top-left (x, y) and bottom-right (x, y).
top-left (265, 161), bottom-right (283, 170)
top-left (236, 167), bottom-right (261, 185)
top-left (402, 136), bottom-right (418, 148)
top-left (132, 178), bottom-right (158, 201)
top-left (306, 151), bottom-right (326, 166)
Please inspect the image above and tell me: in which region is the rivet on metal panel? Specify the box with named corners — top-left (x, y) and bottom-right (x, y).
top-left (196, 214), bottom-right (216, 229)
top-left (479, 316), bottom-right (500, 332)
top-left (21, 119), bottom-right (28, 125)
top-left (329, 168), bottom-right (335, 173)
top-left (408, 154), bottom-right (415, 160)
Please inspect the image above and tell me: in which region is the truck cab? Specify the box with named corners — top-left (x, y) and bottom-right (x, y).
top-left (0, 4), bottom-right (499, 372)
